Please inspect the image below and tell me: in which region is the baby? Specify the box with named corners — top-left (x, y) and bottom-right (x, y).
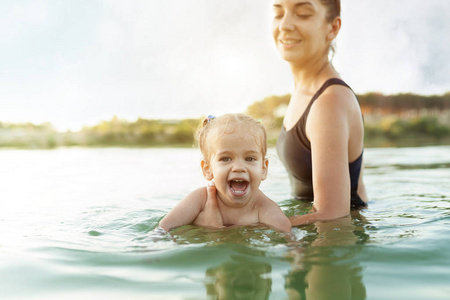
top-left (158, 113), bottom-right (291, 232)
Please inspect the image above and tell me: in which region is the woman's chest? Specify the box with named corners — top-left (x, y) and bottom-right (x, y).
top-left (283, 93), bottom-right (313, 131)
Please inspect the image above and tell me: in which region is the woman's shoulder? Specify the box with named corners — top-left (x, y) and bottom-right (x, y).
top-left (306, 78), bottom-right (364, 153)
top-left (319, 80), bottom-right (358, 106)
top-left (310, 80), bottom-right (361, 119)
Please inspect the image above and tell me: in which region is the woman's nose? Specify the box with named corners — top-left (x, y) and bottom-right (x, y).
top-left (279, 14), bottom-right (295, 31)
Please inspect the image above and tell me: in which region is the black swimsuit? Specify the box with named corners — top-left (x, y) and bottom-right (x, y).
top-left (276, 78), bottom-right (367, 209)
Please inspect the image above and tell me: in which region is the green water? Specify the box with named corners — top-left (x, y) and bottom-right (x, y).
top-left (0, 146), bottom-right (449, 299)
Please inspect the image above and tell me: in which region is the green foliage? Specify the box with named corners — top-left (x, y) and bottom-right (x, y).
top-left (246, 94), bottom-right (290, 121)
top-left (0, 117), bottom-right (202, 149)
top-left (365, 116), bottom-right (450, 144)
top-left (245, 91), bottom-right (450, 147)
top-left (80, 116), bottom-right (200, 147)
top-left (1, 91), bottom-right (450, 149)
top-left (359, 92), bottom-right (450, 113)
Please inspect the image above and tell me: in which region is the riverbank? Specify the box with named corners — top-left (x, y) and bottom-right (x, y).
top-left (2, 91), bottom-right (449, 149)
top-left (1, 116), bottom-right (449, 149)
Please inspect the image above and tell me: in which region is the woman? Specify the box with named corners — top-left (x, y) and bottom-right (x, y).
top-left (194, 0), bottom-right (367, 229)
top-left (273, 0), bottom-right (368, 226)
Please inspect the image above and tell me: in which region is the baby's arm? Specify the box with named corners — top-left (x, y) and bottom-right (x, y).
top-left (259, 197), bottom-right (291, 232)
top-left (158, 187), bottom-right (207, 231)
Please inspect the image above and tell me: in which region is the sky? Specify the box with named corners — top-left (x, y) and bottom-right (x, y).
top-left (1, 0), bottom-right (449, 131)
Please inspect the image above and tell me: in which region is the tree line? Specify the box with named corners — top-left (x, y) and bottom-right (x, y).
top-left (246, 92), bottom-right (450, 119)
top-left (1, 92), bottom-right (450, 149)
top-left (358, 92), bottom-right (450, 115)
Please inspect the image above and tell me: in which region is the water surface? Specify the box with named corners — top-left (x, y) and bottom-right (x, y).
top-left (1, 146), bottom-right (449, 299)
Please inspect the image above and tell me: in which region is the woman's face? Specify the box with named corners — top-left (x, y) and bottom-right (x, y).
top-left (272, 0), bottom-right (334, 65)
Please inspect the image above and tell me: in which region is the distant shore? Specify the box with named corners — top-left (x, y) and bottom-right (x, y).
top-left (1, 116), bottom-right (449, 149)
top-left (2, 91), bottom-right (450, 149)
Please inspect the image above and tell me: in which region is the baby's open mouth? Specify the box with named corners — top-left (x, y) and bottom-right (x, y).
top-left (228, 179), bottom-right (249, 196)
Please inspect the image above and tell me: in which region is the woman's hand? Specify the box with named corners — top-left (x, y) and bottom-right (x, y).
top-left (289, 211), bottom-right (319, 227)
top-left (289, 208), bottom-right (350, 227)
top-left (193, 181), bottom-right (224, 229)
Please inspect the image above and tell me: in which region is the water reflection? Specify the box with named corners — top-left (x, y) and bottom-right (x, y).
top-left (204, 256), bottom-right (272, 300)
top-left (165, 208), bottom-right (370, 299)
top-left (285, 213), bottom-right (368, 300)
top-left (197, 213), bottom-right (369, 299)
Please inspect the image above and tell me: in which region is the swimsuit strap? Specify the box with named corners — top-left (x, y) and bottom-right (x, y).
top-left (304, 78), bottom-right (351, 115)
top-left (295, 78), bottom-right (354, 149)
top-left (313, 78), bottom-right (350, 100)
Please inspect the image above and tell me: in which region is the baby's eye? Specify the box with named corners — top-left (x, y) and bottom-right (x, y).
top-left (245, 157), bottom-right (257, 162)
top-left (220, 157), bottom-right (231, 162)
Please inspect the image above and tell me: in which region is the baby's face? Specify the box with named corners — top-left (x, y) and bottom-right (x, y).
top-left (203, 128), bottom-right (268, 208)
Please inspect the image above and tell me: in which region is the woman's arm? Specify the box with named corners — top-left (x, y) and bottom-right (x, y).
top-left (291, 87), bottom-right (356, 226)
top-left (192, 182), bottom-right (224, 228)
top-left (158, 187), bottom-right (207, 231)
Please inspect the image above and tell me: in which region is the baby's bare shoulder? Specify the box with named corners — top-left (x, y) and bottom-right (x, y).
top-left (255, 191), bottom-right (291, 232)
top-left (254, 191), bottom-right (281, 211)
top-left (184, 187), bottom-right (208, 209)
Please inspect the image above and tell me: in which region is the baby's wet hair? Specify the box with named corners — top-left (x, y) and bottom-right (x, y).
top-left (196, 113), bottom-right (267, 163)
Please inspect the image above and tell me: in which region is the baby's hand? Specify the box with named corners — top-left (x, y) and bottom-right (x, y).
top-left (193, 181), bottom-right (224, 229)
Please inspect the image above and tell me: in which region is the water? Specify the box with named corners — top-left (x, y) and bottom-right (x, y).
top-left (1, 146), bottom-right (450, 299)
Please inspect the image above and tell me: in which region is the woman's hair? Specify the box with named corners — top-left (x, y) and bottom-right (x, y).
top-left (319, 0), bottom-right (341, 58)
top-left (319, 0), bottom-right (341, 22)
top-left (196, 113), bottom-right (267, 162)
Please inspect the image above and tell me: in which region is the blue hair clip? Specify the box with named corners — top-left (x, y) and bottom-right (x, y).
top-left (207, 115), bottom-right (216, 122)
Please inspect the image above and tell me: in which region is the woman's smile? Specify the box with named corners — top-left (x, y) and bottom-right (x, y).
top-left (280, 38), bottom-right (302, 48)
